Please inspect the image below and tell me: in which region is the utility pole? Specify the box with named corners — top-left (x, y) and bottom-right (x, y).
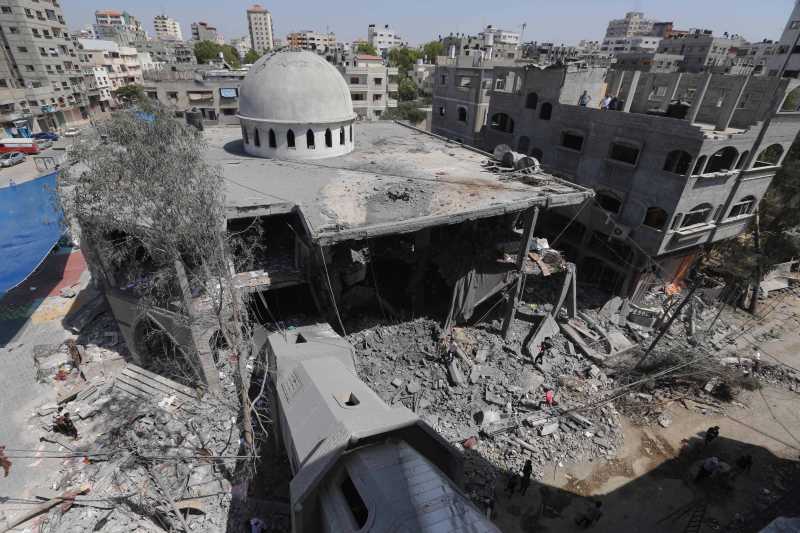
top-left (749, 208), bottom-right (762, 315)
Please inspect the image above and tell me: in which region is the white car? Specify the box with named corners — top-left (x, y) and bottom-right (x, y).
top-left (0, 152), bottom-right (26, 167)
top-left (63, 128), bottom-right (80, 137)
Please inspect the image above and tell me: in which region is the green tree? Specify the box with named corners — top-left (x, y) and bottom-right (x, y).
top-left (194, 40), bottom-right (240, 68)
top-left (113, 84), bottom-right (145, 104)
top-left (398, 77), bottom-right (418, 101)
top-left (383, 102), bottom-right (426, 124)
top-left (421, 41), bottom-right (445, 63)
top-left (356, 42), bottom-right (379, 56)
top-left (243, 49), bottom-right (261, 64)
top-left (388, 47), bottom-right (421, 73)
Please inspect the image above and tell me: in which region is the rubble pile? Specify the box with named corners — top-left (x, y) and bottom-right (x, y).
top-left (348, 318), bottom-right (624, 503)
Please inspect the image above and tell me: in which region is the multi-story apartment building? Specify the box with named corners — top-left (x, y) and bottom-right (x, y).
top-left (440, 26), bottom-right (521, 62)
top-left (77, 39), bottom-right (143, 113)
top-left (433, 62), bottom-right (800, 295)
top-left (605, 12), bottom-right (656, 39)
top-left (247, 4), bottom-right (273, 53)
top-left (408, 61), bottom-right (435, 96)
top-left (601, 35), bottom-right (662, 54)
top-left (338, 54), bottom-right (398, 120)
top-left (367, 24), bottom-right (406, 56)
top-left (93, 10), bottom-right (146, 46)
top-left (766, 0), bottom-right (800, 77)
top-left (153, 14), bottom-right (182, 42)
top-left (191, 21), bottom-right (220, 43)
top-left (612, 52), bottom-right (684, 73)
top-left (737, 40), bottom-right (778, 76)
top-left (657, 30), bottom-right (747, 73)
top-left (0, 0), bottom-right (87, 132)
top-left (230, 37), bottom-right (250, 60)
top-left (286, 30), bottom-right (335, 52)
top-left (135, 40), bottom-right (196, 66)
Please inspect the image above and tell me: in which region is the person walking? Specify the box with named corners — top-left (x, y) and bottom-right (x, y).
top-left (534, 337), bottom-right (553, 366)
top-left (578, 90), bottom-right (592, 107)
top-left (520, 460), bottom-right (533, 495)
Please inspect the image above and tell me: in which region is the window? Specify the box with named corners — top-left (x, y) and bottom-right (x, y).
top-left (306, 129), bottom-right (315, 149)
top-left (561, 131), bottom-right (584, 151)
top-left (9, 27), bottom-right (17, 33)
top-left (663, 150), bottom-right (693, 175)
top-left (539, 102), bottom-right (553, 120)
top-left (340, 475), bottom-right (368, 528)
top-left (525, 92), bottom-right (538, 109)
top-left (438, 105), bottom-right (445, 116)
top-left (755, 144), bottom-right (784, 167)
top-left (350, 76), bottom-right (359, 84)
top-left (17, 46), bottom-right (27, 53)
top-left (681, 203), bottom-right (713, 227)
top-left (440, 73), bottom-right (447, 85)
top-left (729, 196), bottom-right (756, 218)
top-left (24, 8), bottom-right (32, 17)
top-left (692, 155), bottom-right (707, 176)
top-left (457, 107), bottom-right (467, 122)
top-left (287, 129), bottom-right (295, 148)
top-left (242, 126), bottom-right (249, 144)
top-left (1, 6), bottom-right (11, 13)
top-left (517, 136), bottom-right (530, 153)
top-left (372, 94), bottom-right (382, 102)
top-left (596, 191), bottom-right (622, 214)
top-left (32, 28), bottom-right (40, 37)
top-left (490, 113), bottom-right (514, 133)
top-left (609, 142), bottom-right (640, 165)
top-left (325, 128), bottom-right (332, 147)
top-left (643, 207), bottom-right (668, 230)
top-left (705, 147), bottom-right (739, 173)
top-left (792, 20), bottom-right (800, 30)
top-left (24, 65), bottom-right (34, 72)
top-left (0, 80), bottom-right (6, 88)
top-left (458, 76), bottom-right (472, 88)
top-left (340, 126), bottom-right (345, 145)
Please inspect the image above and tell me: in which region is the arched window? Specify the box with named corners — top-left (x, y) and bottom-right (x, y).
top-left (325, 128), bottom-right (332, 148)
top-left (531, 148), bottom-right (543, 162)
top-left (780, 85), bottom-right (800, 112)
top-left (457, 106), bottom-right (467, 122)
top-left (735, 150), bottom-right (749, 169)
top-left (705, 147), bottom-right (739, 173)
top-left (539, 102), bottom-right (553, 120)
top-left (287, 129), bottom-right (295, 148)
top-left (349, 125), bottom-right (353, 142)
top-left (254, 128), bottom-right (260, 147)
top-left (643, 207), bottom-right (668, 230)
top-left (526, 92), bottom-right (538, 109)
top-left (681, 203), bottom-right (713, 227)
top-left (729, 196), bottom-right (756, 218)
top-left (596, 191), bottom-right (622, 214)
top-left (663, 150), bottom-right (693, 175)
top-left (755, 144), bottom-right (784, 167)
top-left (490, 113), bottom-right (514, 133)
top-left (340, 127), bottom-right (345, 145)
top-left (691, 155), bottom-right (707, 176)
top-left (517, 136), bottom-right (530, 153)
top-left (306, 129), bottom-right (315, 149)
top-left (268, 129), bottom-right (276, 148)
top-left (242, 125), bottom-right (249, 144)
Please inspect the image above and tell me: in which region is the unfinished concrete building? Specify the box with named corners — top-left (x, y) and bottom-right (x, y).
top-left (433, 62), bottom-right (800, 294)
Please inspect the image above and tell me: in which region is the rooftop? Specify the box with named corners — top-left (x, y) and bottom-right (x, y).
top-left (204, 122), bottom-right (592, 245)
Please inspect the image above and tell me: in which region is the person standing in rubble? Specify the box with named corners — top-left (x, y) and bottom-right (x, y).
top-left (520, 460), bottom-right (533, 495)
top-left (535, 337), bottom-right (554, 366)
top-left (53, 412), bottom-right (78, 439)
top-left (752, 349), bottom-right (761, 374)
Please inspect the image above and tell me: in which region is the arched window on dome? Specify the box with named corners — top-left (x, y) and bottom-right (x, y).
top-left (306, 129), bottom-right (315, 149)
top-left (242, 126), bottom-right (249, 145)
top-left (287, 129), bottom-right (295, 149)
top-left (325, 128), bottom-right (332, 148)
top-left (268, 129), bottom-right (276, 148)
top-left (340, 127), bottom-right (345, 145)
top-left (254, 128), bottom-right (260, 147)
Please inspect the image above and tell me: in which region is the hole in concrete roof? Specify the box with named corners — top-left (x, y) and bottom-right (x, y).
top-left (295, 333), bottom-right (307, 344)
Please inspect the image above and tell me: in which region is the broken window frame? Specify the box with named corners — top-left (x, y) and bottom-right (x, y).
top-left (608, 141), bottom-right (641, 166)
top-left (728, 196), bottom-right (756, 218)
top-left (560, 130), bottom-right (584, 152)
top-left (680, 203), bottom-right (713, 228)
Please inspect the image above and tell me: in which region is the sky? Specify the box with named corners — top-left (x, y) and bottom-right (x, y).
top-left (62, 0), bottom-right (795, 46)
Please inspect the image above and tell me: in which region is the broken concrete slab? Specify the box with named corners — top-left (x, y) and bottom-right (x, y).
top-left (515, 369), bottom-right (545, 395)
top-left (540, 422), bottom-right (559, 436)
top-left (485, 390), bottom-right (506, 406)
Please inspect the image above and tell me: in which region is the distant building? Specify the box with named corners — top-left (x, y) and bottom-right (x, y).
top-left (230, 37), bottom-right (251, 60)
top-left (247, 4), bottom-right (274, 53)
top-left (605, 12), bottom-right (656, 39)
top-left (766, 0), bottom-right (800, 77)
top-left (601, 35), bottom-right (662, 54)
top-left (77, 39), bottom-right (143, 113)
top-left (367, 24), bottom-right (407, 55)
top-left (154, 14), bottom-right (183, 41)
top-left (135, 40), bottom-right (197, 66)
top-left (338, 54), bottom-right (398, 120)
top-left (192, 22), bottom-right (221, 43)
top-left (440, 25), bottom-right (521, 62)
top-left (738, 40), bottom-right (778, 76)
top-left (657, 30), bottom-right (747, 73)
top-left (94, 10), bottom-right (146, 45)
top-left (286, 30), bottom-right (336, 52)
top-left (408, 61), bottom-right (435, 96)
top-left (612, 52), bottom-right (684, 73)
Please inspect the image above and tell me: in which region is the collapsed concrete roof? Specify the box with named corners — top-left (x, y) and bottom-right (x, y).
top-left (205, 122), bottom-right (593, 245)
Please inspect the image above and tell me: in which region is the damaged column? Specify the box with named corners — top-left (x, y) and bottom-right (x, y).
top-left (501, 207), bottom-right (539, 339)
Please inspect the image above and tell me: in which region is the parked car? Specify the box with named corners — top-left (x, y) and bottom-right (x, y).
top-left (32, 131), bottom-right (59, 141)
top-left (34, 138), bottom-right (53, 149)
top-left (63, 128), bottom-right (80, 137)
top-left (0, 152), bottom-right (26, 167)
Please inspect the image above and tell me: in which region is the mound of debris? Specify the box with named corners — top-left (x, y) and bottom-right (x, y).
top-left (348, 317), bottom-right (624, 503)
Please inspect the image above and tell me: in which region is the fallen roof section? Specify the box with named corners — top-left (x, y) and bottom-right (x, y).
top-left (205, 122), bottom-right (593, 245)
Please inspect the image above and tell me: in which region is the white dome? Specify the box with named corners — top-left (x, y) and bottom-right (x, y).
top-left (238, 49), bottom-right (355, 124)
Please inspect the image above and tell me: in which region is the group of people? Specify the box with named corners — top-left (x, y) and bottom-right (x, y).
top-left (576, 90), bottom-right (625, 111)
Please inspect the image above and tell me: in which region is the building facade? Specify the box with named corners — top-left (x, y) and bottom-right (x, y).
top-left (657, 31), bottom-right (747, 73)
top-left (0, 0), bottom-right (88, 131)
top-left (153, 14), bottom-right (182, 41)
top-left (440, 28), bottom-right (520, 62)
top-left (286, 30), bottom-right (336, 52)
top-left (601, 35), bottom-right (662, 54)
top-left (247, 4), bottom-right (274, 53)
top-left (192, 21), bottom-right (220, 43)
top-left (93, 10), bottom-right (146, 45)
top-left (765, 0), bottom-right (800, 77)
top-left (433, 63), bottom-right (800, 295)
top-left (339, 54), bottom-right (398, 120)
top-left (605, 12), bottom-right (656, 39)
top-left (612, 52), bottom-right (684, 73)
top-left (78, 39), bottom-right (143, 113)
top-left (135, 40), bottom-right (196, 66)
top-left (367, 24), bottom-right (406, 55)
top-left (230, 37), bottom-right (250, 60)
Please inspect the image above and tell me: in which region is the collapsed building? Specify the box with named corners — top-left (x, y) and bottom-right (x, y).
top-left (432, 62), bottom-right (800, 295)
top-left (76, 49), bottom-right (594, 528)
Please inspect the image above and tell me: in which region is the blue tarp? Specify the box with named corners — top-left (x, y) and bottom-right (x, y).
top-left (0, 171), bottom-right (62, 295)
